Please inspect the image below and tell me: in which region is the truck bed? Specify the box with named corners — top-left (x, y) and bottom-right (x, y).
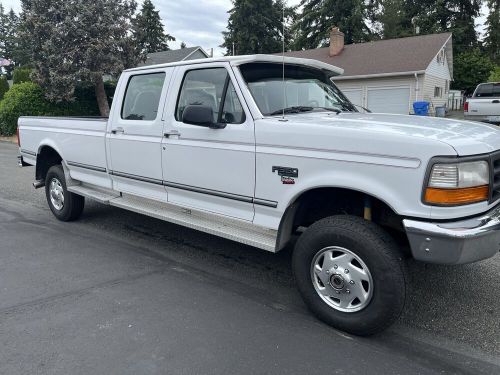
top-left (18, 116), bottom-right (110, 187)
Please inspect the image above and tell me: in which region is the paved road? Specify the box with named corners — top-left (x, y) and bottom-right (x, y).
top-left (1, 142), bottom-right (499, 374)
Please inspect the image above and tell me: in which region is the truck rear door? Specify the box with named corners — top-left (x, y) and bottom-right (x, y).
top-left (106, 68), bottom-right (173, 201)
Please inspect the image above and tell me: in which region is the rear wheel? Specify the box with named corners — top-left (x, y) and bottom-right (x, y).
top-left (292, 215), bottom-right (406, 336)
top-left (45, 165), bottom-right (84, 221)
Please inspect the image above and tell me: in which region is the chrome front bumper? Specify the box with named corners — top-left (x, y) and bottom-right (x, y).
top-left (403, 205), bottom-right (500, 265)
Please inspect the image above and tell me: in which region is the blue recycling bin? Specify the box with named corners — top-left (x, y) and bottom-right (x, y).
top-left (413, 101), bottom-right (430, 116)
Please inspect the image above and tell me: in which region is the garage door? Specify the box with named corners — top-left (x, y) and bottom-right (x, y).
top-left (367, 87), bottom-right (410, 114)
top-left (342, 89), bottom-right (363, 108)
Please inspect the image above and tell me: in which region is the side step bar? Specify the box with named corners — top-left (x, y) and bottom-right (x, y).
top-left (68, 184), bottom-right (277, 252)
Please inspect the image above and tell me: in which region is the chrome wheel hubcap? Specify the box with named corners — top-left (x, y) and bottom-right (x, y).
top-left (311, 246), bottom-right (373, 313)
top-left (49, 178), bottom-right (65, 211)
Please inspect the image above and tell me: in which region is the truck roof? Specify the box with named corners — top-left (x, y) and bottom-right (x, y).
top-left (125, 54), bottom-right (344, 76)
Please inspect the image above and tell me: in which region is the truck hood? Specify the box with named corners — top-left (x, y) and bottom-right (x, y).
top-left (286, 112), bottom-right (500, 156)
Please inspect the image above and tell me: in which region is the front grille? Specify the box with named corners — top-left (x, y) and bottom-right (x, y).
top-left (490, 151), bottom-right (500, 202)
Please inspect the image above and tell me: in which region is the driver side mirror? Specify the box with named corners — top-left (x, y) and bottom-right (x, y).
top-left (182, 105), bottom-right (226, 129)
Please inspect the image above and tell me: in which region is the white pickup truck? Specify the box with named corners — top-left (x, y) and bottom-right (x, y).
top-left (464, 82), bottom-right (500, 124)
top-left (18, 55), bottom-right (500, 336)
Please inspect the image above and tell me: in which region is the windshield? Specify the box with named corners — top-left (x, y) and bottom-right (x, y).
top-left (239, 63), bottom-right (356, 116)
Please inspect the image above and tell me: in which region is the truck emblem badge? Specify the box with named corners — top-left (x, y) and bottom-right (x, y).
top-left (281, 176), bottom-right (295, 185)
top-left (272, 166), bottom-right (299, 178)
top-left (272, 166), bottom-right (298, 185)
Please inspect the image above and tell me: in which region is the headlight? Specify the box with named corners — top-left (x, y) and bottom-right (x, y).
top-left (424, 160), bottom-right (489, 205)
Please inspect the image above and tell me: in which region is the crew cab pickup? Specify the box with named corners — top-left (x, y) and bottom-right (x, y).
top-left (465, 82), bottom-right (500, 124)
top-left (18, 55), bottom-right (500, 336)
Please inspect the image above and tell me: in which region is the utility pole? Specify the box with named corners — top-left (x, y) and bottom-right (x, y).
top-left (232, 42), bottom-right (235, 56)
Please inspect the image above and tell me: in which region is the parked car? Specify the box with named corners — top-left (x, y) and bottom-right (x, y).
top-left (464, 82), bottom-right (500, 124)
top-left (18, 55), bottom-right (500, 336)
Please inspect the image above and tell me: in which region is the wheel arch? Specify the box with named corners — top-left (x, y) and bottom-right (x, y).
top-left (276, 186), bottom-right (404, 251)
top-left (35, 142), bottom-right (64, 182)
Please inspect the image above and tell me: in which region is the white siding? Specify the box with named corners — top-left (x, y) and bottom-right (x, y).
top-left (425, 49), bottom-right (451, 80)
top-left (422, 74), bottom-right (449, 112)
top-left (334, 75), bottom-right (422, 114)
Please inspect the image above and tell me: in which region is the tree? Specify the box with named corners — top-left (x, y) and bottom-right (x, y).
top-left (453, 49), bottom-right (495, 93)
top-left (0, 6), bottom-right (20, 78)
top-left (292, 0), bottom-right (372, 50)
top-left (180, 42), bottom-right (187, 49)
top-left (133, 0), bottom-right (175, 54)
top-left (21, 0), bottom-right (143, 117)
top-left (484, 0), bottom-right (500, 64)
top-left (221, 0), bottom-right (291, 55)
top-left (489, 65), bottom-right (500, 81)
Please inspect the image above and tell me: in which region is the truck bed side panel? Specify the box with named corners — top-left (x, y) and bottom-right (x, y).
top-left (18, 117), bottom-right (110, 188)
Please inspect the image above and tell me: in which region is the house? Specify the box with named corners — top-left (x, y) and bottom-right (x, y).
top-left (139, 46), bottom-right (210, 67)
top-left (282, 30), bottom-right (453, 114)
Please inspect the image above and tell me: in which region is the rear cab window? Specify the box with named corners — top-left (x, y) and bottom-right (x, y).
top-left (121, 72), bottom-right (166, 121)
top-left (473, 83), bottom-right (500, 98)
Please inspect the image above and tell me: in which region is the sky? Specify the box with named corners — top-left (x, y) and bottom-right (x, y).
top-left (1, 0), bottom-right (490, 57)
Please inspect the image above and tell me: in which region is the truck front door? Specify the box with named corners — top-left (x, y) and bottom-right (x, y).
top-left (107, 69), bottom-right (172, 201)
top-left (161, 63), bottom-right (255, 221)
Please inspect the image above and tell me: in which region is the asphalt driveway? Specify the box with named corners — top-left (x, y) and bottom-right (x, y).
top-left (0, 142), bottom-right (499, 374)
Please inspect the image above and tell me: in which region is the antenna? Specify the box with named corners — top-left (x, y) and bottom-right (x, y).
top-left (281, 0), bottom-right (286, 121)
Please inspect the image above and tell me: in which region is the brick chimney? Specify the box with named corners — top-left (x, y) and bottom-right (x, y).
top-left (329, 27), bottom-right (344, 57)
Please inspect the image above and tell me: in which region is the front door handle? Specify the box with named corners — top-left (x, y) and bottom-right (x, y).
top-left (164, 130), bottom-right (181, 138)
top-left (492, 100), bottom-right (500, 104)
top-left (111, 127), bottom-right (125, 135)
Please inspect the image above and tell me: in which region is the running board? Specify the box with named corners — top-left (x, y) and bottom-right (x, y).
top-left (68, 184), bottom-right (277, 252)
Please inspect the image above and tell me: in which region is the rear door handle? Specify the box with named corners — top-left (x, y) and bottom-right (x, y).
top-left (111, 127), bottom-right (125, 134)
top-left (164, 130), bottom-right (181, 138)
top-left (492, 100), bottom-right (500, 104)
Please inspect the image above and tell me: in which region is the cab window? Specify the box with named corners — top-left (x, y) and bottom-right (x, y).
top-left (121, 72), bottom-right (166, 121)
top-left (176, 68), bottom-right (245, 124)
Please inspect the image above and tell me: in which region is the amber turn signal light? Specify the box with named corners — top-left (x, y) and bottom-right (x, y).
top-left (424, 185), bottom-right (489, 205)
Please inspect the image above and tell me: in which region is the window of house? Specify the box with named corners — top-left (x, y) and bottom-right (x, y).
top-left (434, 86), bottom-right (443, 98)
top-left (121, 73), bottom-right (166, 121)
top-left (176, 68), bottom-right (245, 124)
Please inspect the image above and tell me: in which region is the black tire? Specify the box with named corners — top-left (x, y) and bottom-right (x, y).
top-left (45, 165), bottom-right (84, 221)
top-left (292, 215), bottom-right (406, 336)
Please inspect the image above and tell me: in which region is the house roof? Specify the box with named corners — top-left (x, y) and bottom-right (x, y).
top-left (281, 33), bottom-right (453, 79)
top-left (139, 46), bottom-right (208, 66)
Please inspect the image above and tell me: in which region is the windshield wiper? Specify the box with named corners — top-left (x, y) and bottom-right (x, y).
top-left (269, 106), bottom-right (314, 116)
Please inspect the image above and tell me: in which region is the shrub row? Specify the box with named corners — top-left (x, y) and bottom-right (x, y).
top-left (0, 80), bottom-right (116, 136)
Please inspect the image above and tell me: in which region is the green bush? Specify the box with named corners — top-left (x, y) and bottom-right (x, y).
top-left (12, 67), bottom-right (33, 84)
top-left (0, 82), bottom-right (55, 136)
top-left (0, 76), bottom-right (9, 100)
top-left (0, 80), bottom-right (118, 135)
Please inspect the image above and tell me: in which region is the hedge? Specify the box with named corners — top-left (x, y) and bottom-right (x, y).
top-left (0, 76), bottom-right (9, 101)
top-left (0, 83), bottom-right (54, 136)
top-left (0, 81), bottom-right (117, 136)
top-left (12, 68), bottom-right (33, 84)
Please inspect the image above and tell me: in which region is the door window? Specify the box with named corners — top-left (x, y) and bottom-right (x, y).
top-left (121, 72), bottom-right (166, 121)
top-left (176, 68), bottom-right (245, 124)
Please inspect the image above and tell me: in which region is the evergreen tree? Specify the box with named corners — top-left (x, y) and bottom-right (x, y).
top-left (21, 0), bottom-right (143, 116)
top-left (133, 0), bottom-right (175, 54)
top-left (292, 0), bottom-right (372, 50)
top-left (0, 5), bottom-right (20, 78)
top-left (221, 0), bottom-right (291, 55)
top-left (180, 42), bottom-right (187, 49)
top-left (453, 48), bottom-right (494, 93)
top-left (484, 0), bottom-right (500, 64)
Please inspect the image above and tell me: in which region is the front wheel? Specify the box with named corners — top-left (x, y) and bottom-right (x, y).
top-left (45, 165), bottom-right (85, 221)
top-left (292, 215), bottom-right (406, 336)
